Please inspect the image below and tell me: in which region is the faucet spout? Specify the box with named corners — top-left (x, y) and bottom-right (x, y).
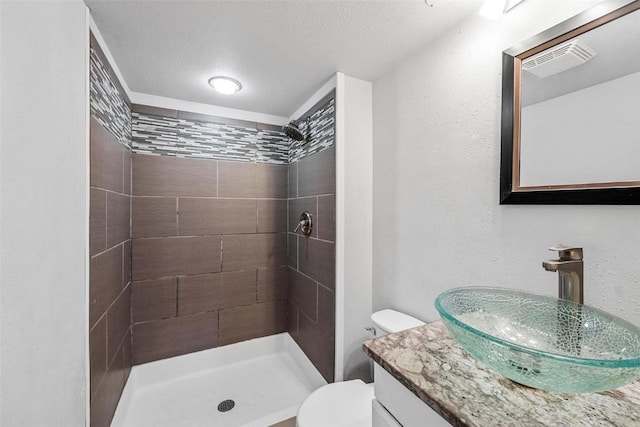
top-left (543, 245), bottom-right (584, 304)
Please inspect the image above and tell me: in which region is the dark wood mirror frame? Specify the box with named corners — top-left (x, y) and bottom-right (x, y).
top-left (500, 0), bottom-right (640, 205)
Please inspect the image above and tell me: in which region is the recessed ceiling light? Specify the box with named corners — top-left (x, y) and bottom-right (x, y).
top-left (208, 76), bottom-right (242, 95)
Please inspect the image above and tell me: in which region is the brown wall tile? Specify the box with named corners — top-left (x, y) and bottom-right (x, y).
top-left (90, 188), bottom-right (107, 256)
top-left (288, 268), bottom-right (317, 322)
top-left (219, 301), bottom-right (287, 346)
top-left (257, 199), bottom-right (287, 233)
top-left (223, 233), bottom-right (286, 271)
top-left (90, 245), bottom-right (124, 328)
top-left (317, 194), bottom-right (335, 242)
top-left (218, 161), bottom-right (257, 198)
top-left (256, 164), bottom-right (288, 199)
top-left (124, 150), bottom-right (131, 195)
top-left (297, 311), bottom-right (334, 382)
top-left (131, 104), bottom-right (177, 118)
top-left (257, 267), bottom-right (288, 303)
top-left (132, 312), bottom-right (218, 364)
top-left (177, 110), bottom-right (255, 128)
top-left (178, 270), bottom-right (256, 315)
top-left (133, 154), bottom-right (217, 197)
top-left (90, 316), bottom-right (107, 401)
top-left (132, 278), bottom-right (177, 322)
top-left (123, 329), bottom-right (132, 381)
top-left (91, 117), bottom-right (124, 193)
top-left (288, 197), bottom-right (317, 238)
top-left (287, 304), bottom-right (298, 339)
top-left (297, 147), bottom-right (335, 197)
top-left (288, 234), bottom-right (298, 269)
top-left (288, 162), bottom-right (297, 198)
top-left (132, 197), bottom-right (177, 238)
top-left (107, 285), bottom-right (131, 363)
top-left (317, 284), bottom-right (335, 335)
top-left (132, 236), bottom-right (221, 281)
top-left (179, 198), bottom-right (256, 236)
top-left (90, 342), bottom-right (126, 427)
top-left (123, 240), bottom-right (131, 286)
top-left (107, 192), bottom-right (130, 247)
top-left (298, 238), bottom-right (335, 289)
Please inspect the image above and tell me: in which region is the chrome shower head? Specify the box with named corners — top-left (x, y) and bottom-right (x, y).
top-left (283, 121), bottom-right (305, 141)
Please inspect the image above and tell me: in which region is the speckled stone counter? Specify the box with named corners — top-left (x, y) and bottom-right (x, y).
top-left (363, 321), bottom-right (640, 427)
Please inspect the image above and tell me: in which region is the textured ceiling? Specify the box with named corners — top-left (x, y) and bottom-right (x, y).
top-left (87, 0), bottom-right (484, 117)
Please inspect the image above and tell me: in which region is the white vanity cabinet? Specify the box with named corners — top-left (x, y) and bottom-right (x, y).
top-left (372, 363), bottom-right (450, 427)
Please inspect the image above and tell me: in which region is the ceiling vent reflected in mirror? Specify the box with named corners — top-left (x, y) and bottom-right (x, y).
top-left (522, 40), bottom-right (597, 78)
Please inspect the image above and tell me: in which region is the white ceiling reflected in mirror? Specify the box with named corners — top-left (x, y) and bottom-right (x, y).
top-left (500, 0), bottom-right (640, 204)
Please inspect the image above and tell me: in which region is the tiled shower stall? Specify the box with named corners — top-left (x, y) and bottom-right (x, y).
top-left (89, 34), bottom-right (336, 426)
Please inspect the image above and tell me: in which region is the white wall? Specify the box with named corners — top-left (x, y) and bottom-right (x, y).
top-left (520, 70), bottom-right (640, 186)
top-left (335, 74), bottom-right (373, 381)
top-left (1, 2), bottom-right (89, 425)
top-left (372, 0), bottom-right (640, 326)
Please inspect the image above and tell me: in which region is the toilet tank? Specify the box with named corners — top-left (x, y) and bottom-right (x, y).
top-left (371, 309), bottom-right (425, 336)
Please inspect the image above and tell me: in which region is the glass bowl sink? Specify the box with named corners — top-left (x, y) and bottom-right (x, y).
top-left (434, 287), bottom-right (640, 393)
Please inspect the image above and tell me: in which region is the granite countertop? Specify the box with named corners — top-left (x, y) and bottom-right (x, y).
top-left (363, 320), bottom-right (640, 427)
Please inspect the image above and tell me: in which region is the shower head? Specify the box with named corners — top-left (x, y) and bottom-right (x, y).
top-left (283, 121), bottom-right (305, 141)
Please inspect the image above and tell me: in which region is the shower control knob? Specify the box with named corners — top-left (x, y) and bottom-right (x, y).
top-left (293, 211), bottom-right (312, 236)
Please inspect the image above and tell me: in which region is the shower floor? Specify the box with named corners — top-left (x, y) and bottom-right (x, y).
top-left (111, 333), bottom-right (325, 427)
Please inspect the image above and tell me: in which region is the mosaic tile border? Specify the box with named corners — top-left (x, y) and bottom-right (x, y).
top-left (131, 113), bottom-right (290, 164)
top-left (288, 98), bottom-right (335, 163)
top-left (89, 47), bottom-right (132, 148)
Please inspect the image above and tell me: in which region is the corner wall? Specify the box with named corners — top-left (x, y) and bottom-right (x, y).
top-left (372, 1), bottom-right (640, 326)
top-left (1, 2), bottom-right (89, 425)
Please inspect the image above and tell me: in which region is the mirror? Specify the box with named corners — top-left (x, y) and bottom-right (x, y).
top-left (500, 0), bottom-right (640, 204)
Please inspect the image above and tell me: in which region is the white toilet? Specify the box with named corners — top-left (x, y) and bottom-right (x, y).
top-left (296, 309), bottom-right (425, 427)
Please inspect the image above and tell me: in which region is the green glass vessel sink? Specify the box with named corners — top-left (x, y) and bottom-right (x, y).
top-left (435, 287), bottom-right (640, 393)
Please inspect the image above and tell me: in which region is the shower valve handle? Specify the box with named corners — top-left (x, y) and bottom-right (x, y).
top-left (294, 211), bottom-right (312, 236)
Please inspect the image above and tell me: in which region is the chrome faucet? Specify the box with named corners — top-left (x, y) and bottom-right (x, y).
top-left (542, 245), bottom-right (584, 304)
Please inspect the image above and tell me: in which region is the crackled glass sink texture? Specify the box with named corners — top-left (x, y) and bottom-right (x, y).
top-left (435, 287), bottom-right (640, 393)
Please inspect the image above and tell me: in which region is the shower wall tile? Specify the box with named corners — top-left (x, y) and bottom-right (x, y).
top-left (288, 162), bottom-right (298, 198)
top-left (90, 317), bottom-right (107, 401)
top-left (90, 188), bottom-right (107, 256)
top-left (257, 267), bottom-right (289, 303)
top-left (178, 198), bottom-right (257, 235)
top-left (222, 233), bottom-right (287, 271)
top-left (106, 192), bottom-right (130, 247)
top-left (317, 194), bottom-right (335, 242)
top-left (132, 236), bottom-right (221, 280)
top-left (177, 270), bottom-right (257, 315)
top-left (289, 268), bottom-right (318, 322)
top-left (218, 161), bottom-right (258, 198)
top-left (288, 234), bottom-right (298, 269)
top-left (288, 197), bottom-right (318, 238)
top-left (132, 197), bottom-right (177, 238)
top-left (298, 237), bottom-right (335, 290)
top-left (132, 154), bottom-right (217, 197)
top-left (297, 147), bottom-right (335, 197)
top-left (218, 301), bottom-right (287, 346)
top-left (123, 240), bottom-right (132, 286)
top-left (131, 278), bottom-right (177, 323)
top-left (132, 311), bottom-right (219, 365)
top-left (297, 311), bottom-right (335, 383)
top-left (131, 109), bottom-right (289, 164)
top-left (90, 35), bottom-right (132, 427)
top-left (288, 96), bottom-right (335, 163)
top-left (91, 116), bottom-right (125, 193)
top-left (255, 163), bottom-right (288, 198)
top-left (90, 245), bottom-right (123, 328)
top-left (257, 199), bottom-right (287, 233)
top-left (287, 95), bottom-right (336, 383)
top-left (107, 285), bottom-right (131, 363)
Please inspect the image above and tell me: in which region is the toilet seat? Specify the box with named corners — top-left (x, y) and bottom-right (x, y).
top-left (296, 380), bottom-right (374, 427)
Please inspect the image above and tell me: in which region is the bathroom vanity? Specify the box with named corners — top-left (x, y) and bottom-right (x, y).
top-left (363, 321), bottom-right (640, 426)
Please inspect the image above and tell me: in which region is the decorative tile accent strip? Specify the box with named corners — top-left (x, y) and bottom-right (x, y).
top-left (131, 113), bottom-right (290, 164)
top-left (90, 48), bottom-right (131, 148)
top-left (289, 98), bottom-right (335, 163)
